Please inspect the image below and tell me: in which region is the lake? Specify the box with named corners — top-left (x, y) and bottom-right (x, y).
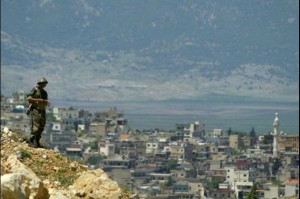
top-left (52, 95), bottom-right (299, 134)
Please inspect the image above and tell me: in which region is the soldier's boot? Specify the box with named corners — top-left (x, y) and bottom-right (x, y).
top-left (28, 135), bottom-right (37, 148)
top-left (36, 137), bottom-right (42, 148)
top-left (28, 136), bottom-right (38, 148)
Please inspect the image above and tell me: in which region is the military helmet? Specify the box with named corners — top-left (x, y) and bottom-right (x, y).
top-left (38, 77), bottom-right (48, 84)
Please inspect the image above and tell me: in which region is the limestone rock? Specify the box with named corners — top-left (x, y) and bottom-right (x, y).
top-left (1, 172), bottom-right (49, 199)
top-left (1, 131), bottom-right (124, 199)
top-left (71, 169), bottom-right (121, 199)
top-left (2, 155), bottom-right (49, 199)
top-left (48, 188), bottom-right (72, 199)
top-left (1, 173), bottom-right (28, 199)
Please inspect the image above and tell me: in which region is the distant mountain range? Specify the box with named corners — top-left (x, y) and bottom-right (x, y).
top-left (1, 0), bottom-right (299, 103)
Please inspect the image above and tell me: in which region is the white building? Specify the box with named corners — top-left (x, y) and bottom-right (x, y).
top-left (176, 121), bottom-right (205, 141)
top-left (285, 179), bottom-right (299, 197)
top-left (146, 142), bottom-right (159, 154)
top-left (225, 167), bottom-right (256, 190)
top-left (234, 181), bottom-right (253, 199)
top-left (99, 141), bottom-right (115, 158)
top-left (78, 124), bottom-right (85, 131)
top-left (52, 107), bottom-right (79, 121)
top-left (263, 185), bottom-right (280, 199)
top-left (52, 107), bottom-right (80, 132)
top-left (212, 129), bottom-right (223, 137)
top-left (51, 122), bottom-right (63, 132)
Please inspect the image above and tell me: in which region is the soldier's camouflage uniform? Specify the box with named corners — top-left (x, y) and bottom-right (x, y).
top-left (27, 86), bottom-right (48, 146)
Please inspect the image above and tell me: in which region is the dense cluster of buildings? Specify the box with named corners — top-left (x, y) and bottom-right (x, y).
top-left (1, 91), bottom-right (299, 199)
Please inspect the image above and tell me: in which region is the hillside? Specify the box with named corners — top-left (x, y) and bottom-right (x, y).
top-left (1, 1), bottom-right (299, 102)
top-left (1, 128), bottom-right (130, 199)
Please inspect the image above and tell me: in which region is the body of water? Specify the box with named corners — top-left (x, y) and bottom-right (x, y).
top-left (53, 95), bottom-right (299, 134)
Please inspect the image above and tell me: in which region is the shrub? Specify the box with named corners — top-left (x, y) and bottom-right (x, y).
top-left (20, 148), bottom-right (31, 159)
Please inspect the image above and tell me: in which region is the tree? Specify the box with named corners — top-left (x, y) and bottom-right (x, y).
top-left (86, 154), bottom-right (106, 165)
top-left (263, 134), bottom-right (273, 144)
top-left (165, 176), bottom-right (173, 186)
top-left (90, 140), bottom-right (99, 150)
top-left (249, 127), bottom-right (256, 138)
top-left (239, 138), bottom-right (246, 151)
top-left (249, 127), bottom-right (257, 144)
top-left (77, 130), bottom-right (88, 137)
top-left (160, 159), bottom-right (177, 173)
top-left (272, 158), bottom-right (282, 175)
top-left (233, 131), bottom-right (248, 136)
top-left (246, 183), bottom-right (258, 199)
top-left (227, 127), bottom-right (232, 136)
top-left (210, 178), bottom-right (223, 189)
top-left (46, 112), bottom-right (58, 122)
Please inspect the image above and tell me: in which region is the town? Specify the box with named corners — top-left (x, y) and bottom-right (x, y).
top-left (1, 90), bottom-right (299, 199)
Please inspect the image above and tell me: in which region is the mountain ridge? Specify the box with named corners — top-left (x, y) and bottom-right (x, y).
top-left (1, 0), bottom-right (299, 102)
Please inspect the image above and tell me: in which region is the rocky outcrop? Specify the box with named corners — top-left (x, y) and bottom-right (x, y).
top-left (1, 155), bottom-right (50, 199)
top-left (71, 169), bottom-right (121, 199)
top-left (1, 129), bottom-right (123, 199)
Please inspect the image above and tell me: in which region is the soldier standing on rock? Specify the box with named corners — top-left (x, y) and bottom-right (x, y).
top-left (27, 77), bottom-right (49, 148)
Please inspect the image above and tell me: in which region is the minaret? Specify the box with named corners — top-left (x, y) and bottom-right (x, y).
top-left (272, 112), bottom-right (280, 158)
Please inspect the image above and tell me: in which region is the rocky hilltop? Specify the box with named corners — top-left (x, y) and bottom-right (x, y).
top-left (0, 128), bottom-right (129, 199)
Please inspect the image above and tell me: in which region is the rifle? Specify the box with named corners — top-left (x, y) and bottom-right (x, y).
top-left (25, 104), bottom-right (33, 116)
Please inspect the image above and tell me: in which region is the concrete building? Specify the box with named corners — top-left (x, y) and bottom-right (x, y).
top-left (212, 145), bottom-right (232, 156)
top-left (234, 181), bottom-right (253, 199)
top-left (175, 121), bottom-right (205, 140)
top-left (229, 134), bottom-right (241, 149)
top-left (52, 107), bottom-right (80, 131)
top-left (226, 167), bottom-right (256, 190)
top-left (46, 131), bottom-right (77, 151)
top-left (1, 112), bottom-right (30, 133)
top-left (285, 178), bottom-right (299, 197)
top-left (192, 143), bottom-right (211, 161)
top-left (169, 142), bottom-right (193, 161)
top-left (240, 136), bottom-right (252, 149)
top-left (51, 122), bottom-right (63, 132)
top-left (102, 158), bottom-right (135, 169)
top-left (52, 107), bottom-right (79, 121)
top-left (149, 173), bottom-right (173, 183)
top-left (89, 122), bottom-right (106, 137)
top-left (133, 140), bottom-right (146, 155)
top-left (92, 107), bottom-right (128, 133)
top-left (207, 188), bottom-right (233, 199)
top-left (146, 142), bottom-right (159, 154)
top-left (212, 128), bottom-right (223, 137)
top-left (12, 90), bottom-right (26, 104)
top-left (263, 184), bottom-right (280, 199)
top-left (279, 135), bottom-right (299, 153)
top-left (99, 140), bottom-right (115, 158)
top-left (65, 147), bottom-right (82, 159)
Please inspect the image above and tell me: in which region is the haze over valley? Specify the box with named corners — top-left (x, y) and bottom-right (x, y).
top-left (1, 0), bottom-right (298, 133)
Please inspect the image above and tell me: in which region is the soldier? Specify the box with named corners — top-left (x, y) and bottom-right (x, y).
top-left (27, 77), bottom-right (49, 148)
